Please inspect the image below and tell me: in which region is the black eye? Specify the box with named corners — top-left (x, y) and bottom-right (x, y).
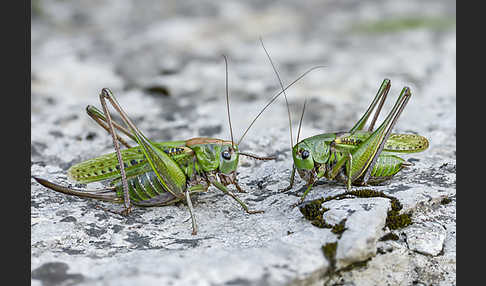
top-left (301, 150), bottom-right (310, 159)
top-left (222, 150), bottom-right (231, 160)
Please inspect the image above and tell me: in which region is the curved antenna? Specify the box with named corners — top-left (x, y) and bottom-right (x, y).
top-left (239, 152), bottom-right (275, 161)
top-left (259, 37), bottom-right (294, 150)
top-left (223, 55), bottom-right (235, 149)
top-left (296, 97), bottom-right (307, 144)
top-left (237, 65), bottom-right (325, 145)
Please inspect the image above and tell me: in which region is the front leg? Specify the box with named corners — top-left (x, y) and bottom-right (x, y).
top-left (185, 188), bottom-right (197, 235)
top-left (184, 184), bottom-right (209, 235)
top-left (293, 168), bottom-right (324, 207)
top-left (281, 165), bottom-right (296, 192)
top-left (233, 179), bottom-right (246, 193)
top-left (328, 151), bottom-right (354, 191)
top-left (209, 177), bottom-right (264, 214)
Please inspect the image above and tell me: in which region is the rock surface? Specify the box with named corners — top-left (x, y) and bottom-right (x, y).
top-left (404, 222), bottom-right (447, 256)
top-left (31, 0), bottom-right (456, 285)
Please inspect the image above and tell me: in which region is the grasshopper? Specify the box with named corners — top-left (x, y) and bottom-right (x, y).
top-left (280, 79), bottom-right (429, 205)
top-left (33, 57), bottom-right (323, 235)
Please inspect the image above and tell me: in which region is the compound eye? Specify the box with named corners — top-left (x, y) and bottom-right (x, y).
top-left (301, 150), bottom-right (310, 159)
top-left (222, 150), bottom-right (232, 160)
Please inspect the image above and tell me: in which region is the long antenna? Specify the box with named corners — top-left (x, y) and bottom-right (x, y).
top-left (296, 97), bottom-right (307, 144)
top-left (237, 65), bottom-right (325, 145)
top-left (259, 37), bottom-right (294, 150)
top-left (223, 55), bottom-right (235, 149)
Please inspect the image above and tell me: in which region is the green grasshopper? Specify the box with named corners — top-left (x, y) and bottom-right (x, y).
top-left (280, 79), bottom-right (429, 205)
top-left (33, 57), bottom-right (323, 235)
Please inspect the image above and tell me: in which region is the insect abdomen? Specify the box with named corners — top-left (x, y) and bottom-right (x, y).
top-left (114, 171), bottom-right (180, 206)
top-left (368, 155), bottom-right (408, 183)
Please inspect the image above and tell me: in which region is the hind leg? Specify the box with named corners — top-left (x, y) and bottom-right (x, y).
top-left (349, 79), bottom-right (391, 133)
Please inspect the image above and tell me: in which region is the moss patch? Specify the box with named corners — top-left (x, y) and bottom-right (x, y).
top-left (300, 189), bottom-right (413, 231)
top-left (331, 219), bottom-right (347, 238)
top-left (321, 241), bottom-right (371, 280)
top-left (379, 232), bottom-right (399, 241)
top-left (386, 199), bottom-right (412, 230)
top-left (440, 197), bottom-right (452, 205)
top-left (338, 257), bottom-right (372, 272)
top-left (322, 242), bottom-right (338, 270)
top-left (299, 200), bottom-right (332, 228)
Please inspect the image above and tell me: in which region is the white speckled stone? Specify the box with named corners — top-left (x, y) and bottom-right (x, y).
top-left (404, 222), bottom-right (447, 256)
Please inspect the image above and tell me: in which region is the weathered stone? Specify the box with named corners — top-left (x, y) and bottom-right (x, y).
top-left (325, 198), bottom-right (390, 269)
top-left (404, 222), bottom-right (447, 256)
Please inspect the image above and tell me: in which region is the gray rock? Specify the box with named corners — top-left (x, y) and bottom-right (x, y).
top-left (404, 222), bottom-right (447, 256)
top-left (329, 198), bottom-right (390, 269)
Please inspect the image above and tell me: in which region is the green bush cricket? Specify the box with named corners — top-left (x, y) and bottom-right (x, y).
top-left (33, 56), bottom-right (324, 235)
top-left (279, 79), bottom-right (429, 205)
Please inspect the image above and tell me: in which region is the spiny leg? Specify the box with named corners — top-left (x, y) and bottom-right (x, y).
top-left (332, 87), bottom-right (411, 185)
top-left (349, 79), bottom-right (391, 133)
top-left (97, 88), bottom-right (182, 215)
top-left (361, 87), bottom-right (411, 184)
top-left (210, 178), bottom-right (264, 214)
top-left (291, 173), bottom-right (315, 207)
top-left (345, 153), bottom-right (353, 190)
top-left (99, 88), bottom-right (186, 213)
top-left (99, 89), bottom-right (132, 216)
top-left (185, 188), bottom-right (198, 235)
top-left (86, 105), bottom-right (135, 148)
top-left (181, 184), bottom-right (210, 234)
top-left (281, 165), bottom-right (296, 192)
top-left (367, 81), bottom-right (391, 132)
top-left (217, 172), bottom-right (246, 193)
top-left (291, 164), bottom-right (328, 207)
top-left (233, 179), bottom-right (246, 193)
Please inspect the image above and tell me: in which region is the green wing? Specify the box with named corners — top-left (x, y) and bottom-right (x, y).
top-left (383, 133), bottom-right (429, 153)
top-left (67, 147), bottom-right (148, 183)
top-left (68, 141), bottom-right (193, 197)
top-left (334, 131), bottom-right (429, 153)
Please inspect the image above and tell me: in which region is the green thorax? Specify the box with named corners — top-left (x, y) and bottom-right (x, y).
top-left (186, 138), bottom-right (239, 175)
top-left (292, 133), bottom-right (336, 171)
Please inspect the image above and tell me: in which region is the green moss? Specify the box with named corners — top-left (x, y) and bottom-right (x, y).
top-left (386, 212), bottom-right (412, 230)
top-left (299, 200), bottom-right (333, 228)
top-left (299, 199), bottom-right (325, 220)
top-left (338, 258), bottom-right (372, 272)
top-left (385, 197), bottom-right (412, 230)
top-left (322, 242), bottom-right (338, 270)
top-left (300, 189), bottom-right (413, 231)
top-left (440, 197), bottom-right (452, 205)
top-left (331, 219), bottom-right (347, 238)
top-left (322, 241), bottom-right (371, 279)
top-left (379, 232), bottom-right (399, 241)
top-left (348, 189), bottom-right (384, 198)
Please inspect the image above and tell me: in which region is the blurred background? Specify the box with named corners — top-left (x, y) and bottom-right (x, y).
top-left (31, 0), bottom-right (455, 158)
